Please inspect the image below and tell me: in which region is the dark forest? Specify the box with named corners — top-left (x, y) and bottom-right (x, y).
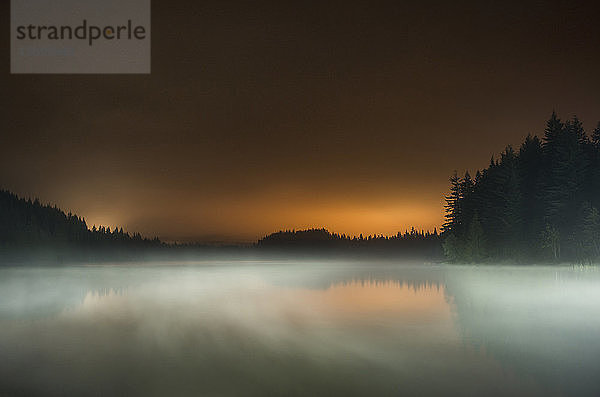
top-left (443, 112), bottom-right (600, 264)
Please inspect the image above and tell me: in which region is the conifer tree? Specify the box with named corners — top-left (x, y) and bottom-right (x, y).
top-left (443, 171), bottom-right (463, 235)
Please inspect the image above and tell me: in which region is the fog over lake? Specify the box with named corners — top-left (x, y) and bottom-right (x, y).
top-left (0, 261), bottom-right (598, 396)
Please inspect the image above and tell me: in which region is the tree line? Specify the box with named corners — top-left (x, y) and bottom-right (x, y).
top-left (0, 190), bottom-right (442, 260)
top-left (443, 112), bottom-right (600, 264)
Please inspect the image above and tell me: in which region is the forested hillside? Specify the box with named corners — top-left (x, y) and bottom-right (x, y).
top-left (0, 190), bottom-right (161, 252)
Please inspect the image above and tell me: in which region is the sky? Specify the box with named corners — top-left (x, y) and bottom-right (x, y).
top-left (2, 1), bottom-right (600, 243)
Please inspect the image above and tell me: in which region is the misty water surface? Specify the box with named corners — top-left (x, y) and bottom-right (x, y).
top-left (0, 261), bottom-right (599, 396)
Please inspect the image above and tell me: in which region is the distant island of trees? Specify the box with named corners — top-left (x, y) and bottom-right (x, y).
top-left (2, 111), bottom-right (600, 264)
top-left (258, 228), bottom-right (442, 258)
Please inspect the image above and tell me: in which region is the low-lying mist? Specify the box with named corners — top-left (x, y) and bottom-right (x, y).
top-left (0, 261), bottom-right (598, 396)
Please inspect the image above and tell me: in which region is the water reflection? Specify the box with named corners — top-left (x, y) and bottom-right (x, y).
top-left (0, 262), bottom-right (598, 396)
top-left (302, 280), bottom-right (448, 316)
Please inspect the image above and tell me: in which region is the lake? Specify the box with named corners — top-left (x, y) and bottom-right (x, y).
top-left (0, 260), bottom-right (599, 396)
